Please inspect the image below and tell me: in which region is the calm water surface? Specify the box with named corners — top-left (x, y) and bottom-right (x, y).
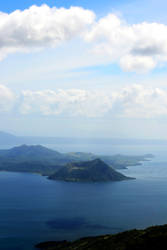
top-left (0, 144), bottom-right (167, 249)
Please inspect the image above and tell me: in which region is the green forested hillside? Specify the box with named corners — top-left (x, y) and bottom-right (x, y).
top-left (36, 224), bottom-right (167, 250)
top-left (0, 145), bottom-right (153, 176)
top-left (49, 158), bottom-right (132, 182)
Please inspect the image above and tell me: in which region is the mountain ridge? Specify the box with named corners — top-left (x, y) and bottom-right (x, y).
top-left (35, 224), bottom-right (167, 250)
top-left (0, 144), bottom-right (153, 176)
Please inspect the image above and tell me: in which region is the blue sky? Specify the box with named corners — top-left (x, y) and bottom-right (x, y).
top-left (0, 0), bottom-right (132, 13)
top-left (0, 0), bottom-right (167, 139)
top-left (1, 0), bottom-right (167, 24)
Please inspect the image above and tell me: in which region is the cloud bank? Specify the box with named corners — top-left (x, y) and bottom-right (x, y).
top-left (20, 89), bottom-right (112, 117)
top-left (0, 5), bottom-right (167, 72)
top-left (2, 84), bottom-right (167, 118)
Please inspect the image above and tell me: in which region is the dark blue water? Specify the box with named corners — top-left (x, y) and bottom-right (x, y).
top-left (0, 144), bottom-right (167, 249)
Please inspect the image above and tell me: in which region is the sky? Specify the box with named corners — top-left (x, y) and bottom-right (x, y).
top-left (1, 0), bottom-right (167, 138)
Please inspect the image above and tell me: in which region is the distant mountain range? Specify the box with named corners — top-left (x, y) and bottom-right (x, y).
top-left (0, 144), bottom-right (153, 171)
top-left (1, 131), bottom-right (167, 146)
top-left (0, 144), bottom-right (153, 182)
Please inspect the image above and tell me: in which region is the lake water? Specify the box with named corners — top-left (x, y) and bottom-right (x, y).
top-left (0, 143), bottom-right (167, 249)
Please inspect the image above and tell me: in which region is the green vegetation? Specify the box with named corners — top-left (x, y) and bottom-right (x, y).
top-left (49, 158), bottom-right (132, 182)
top-left (0, 145), bottom-right (153, 178)
top-left (36, 224), bottom-right (167, 250)
top-left (0, 145), bottom-right (70, 175)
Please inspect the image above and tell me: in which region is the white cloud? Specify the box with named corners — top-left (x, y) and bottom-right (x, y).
top-left (114, 85), bottom-right (167, 118)
top-left (1, 5), bottom-right (167, 72)
top-left (120, 55), bottom-right (156, 73)
top-left (0, 4), bottom-right (95, 59)
top-left (17, 85), bottom-right (167, 118)
top-left (84, 14), bottom-right (167, 72)
top-left (0, 85), bottom-right (15, 112)
top-left (1, 84), bottom-right (167, 118)
top-left (20, 89), bottom-right (112, 117)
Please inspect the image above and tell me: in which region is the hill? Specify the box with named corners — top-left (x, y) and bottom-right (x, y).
top-left (49, 158), bottom-right (132, 182)
top-left (35, 224), bottom-right (167, 250)
top-left (0, 144), bottom-right (61, 159)
top-left (0, 144), bottom-right (153, 176)
top-left (0, 145), bottom-right (71, 175)
top-left (0, 144), bottom-right (135, 181)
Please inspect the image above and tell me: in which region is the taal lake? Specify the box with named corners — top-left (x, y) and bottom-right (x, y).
top-left (0, 144), bottom-right (167, 249)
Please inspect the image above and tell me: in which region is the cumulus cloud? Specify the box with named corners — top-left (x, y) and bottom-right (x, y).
top-left (1, 5), bottom-right (167, 72)
top-left (17, 85), bottom-right (167, 118)
top-left (0, 85), bottom-right (15, 112)
top-left (113, 85), bottom-right (167, 118)
top-left (1, 84), bottom-right (167, 118)
top-left (20, 89), bottom-right (112, 117)
top-left (0, 4), bottom-right (95, 60)
top-left (84, 14), bottom-right (167, 72)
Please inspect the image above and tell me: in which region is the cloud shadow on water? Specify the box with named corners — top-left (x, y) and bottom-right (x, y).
top-left (46, 217), bottom-right (123, 232)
